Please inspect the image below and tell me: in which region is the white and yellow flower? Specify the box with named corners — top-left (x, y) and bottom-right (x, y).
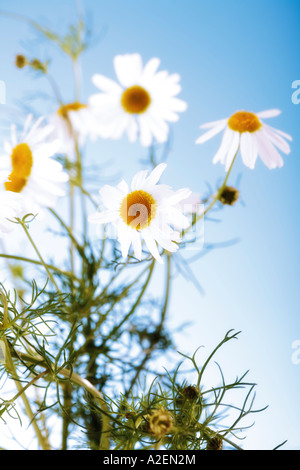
top-left (0, 115), bottom-right (69, 214)
top-left (89, 53), bottom-right (187, 147)
top-left (49, 101), bottom-right (98, 155)
top-left (196, 109), bottom-right (292, 170)
top-left (88, 163), bottom-right (191, 263)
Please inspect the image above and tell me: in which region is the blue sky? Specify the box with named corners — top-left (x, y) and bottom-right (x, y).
top-left (0, 0), bottom-right (300, 450)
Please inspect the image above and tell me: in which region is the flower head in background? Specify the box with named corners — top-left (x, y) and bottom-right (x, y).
top-left (0, 115), bottom-right (69, 214)
top-left (0, 189), bottom-right (24, 236)
top-left (196, 109), bottom-right (292, 170)
top-left (88, 163), bottom-right (191, 263)
top-left (49, 101), bottom-right (98, 155)
top-left (89, 53), bottom-right (187, 147)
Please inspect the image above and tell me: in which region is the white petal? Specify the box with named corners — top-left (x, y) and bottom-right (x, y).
top-left (256, 109), bottom-right (281, 119)
top-left (114, 53), bottom-right (143, 88)
top-left (117, 179), bottom-right (129, 195)
top-left (142, 228), bottom-right (163, 263)
top-left (143, 163), bottom-right (167, 189)
top-left (196, 121), bottom-right (227, 144)
top-left (212, 127), bottom-right (235, 165)
top-left (92, 74), bottom-right (123, 93)
top-left (164, 188), bottom-right (192, 206)
top-left (88, 210), bottom-right (119, 224)
top-left (256, 129), bottom-right (284, 169)
top-left (131, 169), bottom-right (149, 191)
top-left (240, 132), bottom-right (258, 169)
top-left (263, 125), bottom-right (292, 153)
top-left (100, 184), bottom-right (124, 210)
top-left (131, 230), bottom-right (142, 260)
top-left (224, 131), bottom-right (240, 171)
top-left (142, 57), bottom-right (161, 79)
top-left (118, 222), bottom-right (133, 258)
top-left (199, 118), bottom-right (228, 130)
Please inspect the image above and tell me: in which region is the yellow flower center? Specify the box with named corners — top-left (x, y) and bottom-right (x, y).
top-left (228, 111), bottom-right (261, 133)
top-left (57, 102), bottom-right (88, 119)
top-left (119, 190), bottom-right (156, 229)
top-left (121, 85), bottom-right (152, 114)
top-left (5, 143), bottom-right (33, 193)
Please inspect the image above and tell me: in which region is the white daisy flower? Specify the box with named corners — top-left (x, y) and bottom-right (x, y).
top-left (89, 53), bottom-right (188, 147)
top-left (49, 101), bottom-right (98, 155)
top-left (0, 114), bottom-right (69, 214)
top-left (88, 163), bottom-right (191, 263)
top-left (0, 187), bottom-right (24, 235)
top-left (196, 109), bottom-right (292, 170)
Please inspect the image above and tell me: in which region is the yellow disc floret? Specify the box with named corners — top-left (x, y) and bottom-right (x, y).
top-left (121, 85), bottom-right (151, 114)
top-left (57, 102), bottom-right (88, 119)
top-left (228, 111), bottom-right (261, 133)
top-left (5, 143), bottom-right (33, 193)
top-left (119, 190), bottom-right (156, 229)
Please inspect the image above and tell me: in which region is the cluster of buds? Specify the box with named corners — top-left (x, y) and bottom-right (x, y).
top-left (15, 54), bottom-right (48, 73)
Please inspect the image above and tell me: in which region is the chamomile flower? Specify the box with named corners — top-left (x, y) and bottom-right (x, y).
top-left (196, 109), bottom-right (292, 170)
top-left (0, 187), bottom-right (24, 235)
top-left (88, 163), bottom-right (191, 263)
top-left (49, 101), bottom-right (98, 155)
top-left (0, 114), bottom-right (69, 214)
top-left (89, 53), bottom-right (187, 147)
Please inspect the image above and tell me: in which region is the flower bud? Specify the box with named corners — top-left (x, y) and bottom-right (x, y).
top-left (181, 384), bottom-right (200, 400)
top-left (207, 434), bottom-right (223, 450)
top-left (147, 407), bottom-right (173, 437)
top-left (15, 54), bottom-right (27, 69)
top-left (219, 186), bottom-right (239, 206)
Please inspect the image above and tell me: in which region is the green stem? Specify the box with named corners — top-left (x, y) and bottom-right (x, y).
top-left (184, 147), bottom-right (239, 237)
top-left (203, 149), bottom-right (239, 217)
top-left (0, 253), bottom-right (79, 282)
top-left (18, 219), bottom-right (62, 297)
top-left (101, 260), bottom-right (155, 346)
top-left (158, 254), bottom-right (171, 331)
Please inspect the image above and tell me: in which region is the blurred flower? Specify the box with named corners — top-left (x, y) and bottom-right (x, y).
top-left (88, 163), bottom-right (191, 263)
top-left (0, 189), bottom-right (24, 235)
top-left (196, 109), bottom-right (292, 170)
top-left (0, 115), bottom-right (69, 214)
top-left (89, 53), bottom-right (187, 147)
top-left (49, 101), bottom-right (98, 155)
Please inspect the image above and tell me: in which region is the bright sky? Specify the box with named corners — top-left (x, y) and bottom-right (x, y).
top-left (0, 0), bottom-right (300, 450)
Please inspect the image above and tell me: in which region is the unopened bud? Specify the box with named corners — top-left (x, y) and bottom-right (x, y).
top-left (15, 54), bottom-right (27, 69)
top-left (207, 434), bottom-right (223, 450)
top-left (147, 407), bottom-right (173, 437)
top-left (219, 186), bottom-right (239, 206)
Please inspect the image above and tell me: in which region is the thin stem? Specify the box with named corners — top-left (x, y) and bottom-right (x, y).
top-left (158, 254), bottom-right (172, 331)
top-left (203, 149), bottom-right (238, 217)
top-left (0, 253), bottom-right (79, 282)
top-left (184, 147), bottom-right (239, 237)
top-left (18, 219), bottom-right (62, 297)
top-left (101, 259), bottom-right (155, 346)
